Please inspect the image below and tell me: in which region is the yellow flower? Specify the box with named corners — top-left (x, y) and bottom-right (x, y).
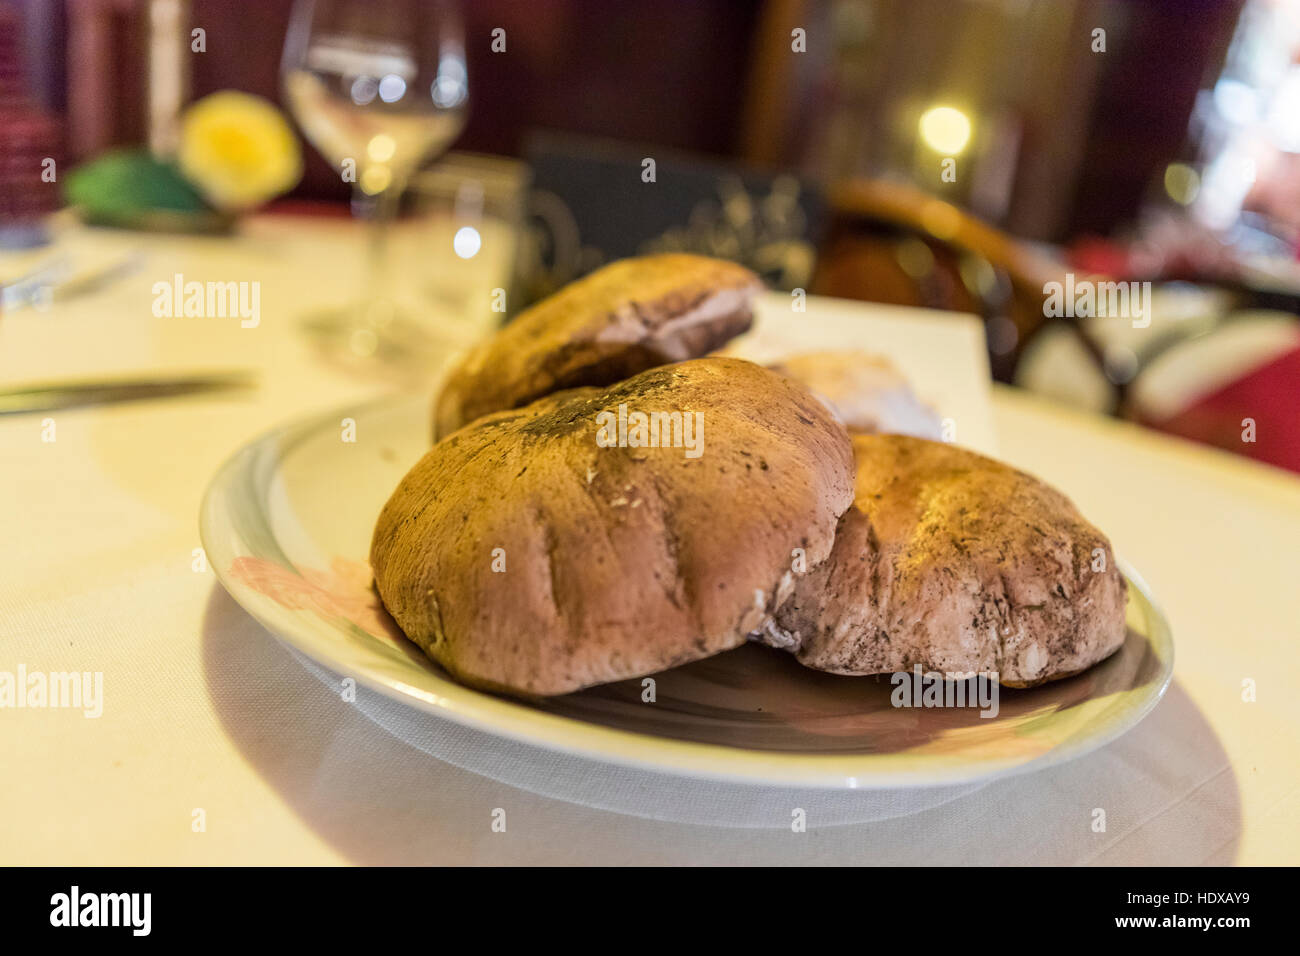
top-left (178, 91), bottom-right (302, 210)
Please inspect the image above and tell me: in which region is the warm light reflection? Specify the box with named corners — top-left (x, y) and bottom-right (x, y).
top-left (360, 166), bottom-right (392, 195)
top-left (1163, 162), bottom-right (1201, 205)
top-left (919, 106), bottom-right (972, 154)
top-left (366, 134), bottom-right (396, 163)
top-left (920, 199), bottom-right (962, 239)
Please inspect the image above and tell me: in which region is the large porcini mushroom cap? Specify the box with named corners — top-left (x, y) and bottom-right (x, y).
top-left (764, 434), bottom-right (1128, 687)
top-left (769, 350), bottom-right (942, 438)
top-left (375, 357), bottom-right (854, 696)
top-left (434, 254), bottom-right (762, 440)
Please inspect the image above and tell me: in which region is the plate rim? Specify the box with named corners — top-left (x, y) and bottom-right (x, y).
top-left (200, 394), bottom-right (1176, 790)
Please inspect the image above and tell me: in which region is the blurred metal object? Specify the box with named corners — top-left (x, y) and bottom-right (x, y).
top-left (0, 250), bottom-right (145, 313)
top-left (0, 370), bottom-right (257, 415)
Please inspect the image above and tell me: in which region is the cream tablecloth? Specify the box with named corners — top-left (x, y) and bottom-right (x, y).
top-left (2, 216), bottom-right (1298, 864)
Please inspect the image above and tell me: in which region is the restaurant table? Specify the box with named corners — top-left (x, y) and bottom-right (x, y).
top-left (2, 215), bottom-right (1298, 865)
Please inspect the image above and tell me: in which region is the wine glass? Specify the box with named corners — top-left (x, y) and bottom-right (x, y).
top-left (281, 0), bottom-right (468, 364)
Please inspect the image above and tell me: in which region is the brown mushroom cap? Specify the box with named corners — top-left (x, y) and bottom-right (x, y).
top-left (434, 254), bottom-right (762, 440)
top-left (769, 350), bottom-right (942, 438)
top-left (375, 357), bottom-right (855, 696)
top-left (761, 435), bottom-right (1128, 687)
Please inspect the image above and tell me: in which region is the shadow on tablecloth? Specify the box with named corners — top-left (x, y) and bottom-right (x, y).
top-left (201, 585), bottom-right (1241, 864)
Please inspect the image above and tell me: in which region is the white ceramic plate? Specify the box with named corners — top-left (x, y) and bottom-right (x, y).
top-left (200, 391), bottom-right (1173, 789)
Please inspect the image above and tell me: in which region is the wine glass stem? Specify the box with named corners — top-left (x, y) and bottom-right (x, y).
top-left (360, 184), bottom-right (402, 326)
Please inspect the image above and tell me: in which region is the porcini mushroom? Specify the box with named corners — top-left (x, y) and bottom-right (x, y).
top-left (434, 254), bottom-right (762, 440)
top-left (761, 434), bottom-right (1129, 687)
top-left (375, 357), bottom-right (854, 696)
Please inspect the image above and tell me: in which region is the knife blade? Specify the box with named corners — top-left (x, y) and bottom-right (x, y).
top-left (0, 370), bottom-right (258, 415)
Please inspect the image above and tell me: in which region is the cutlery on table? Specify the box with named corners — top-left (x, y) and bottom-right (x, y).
top-left (0, 371), bottom-right (258, 415)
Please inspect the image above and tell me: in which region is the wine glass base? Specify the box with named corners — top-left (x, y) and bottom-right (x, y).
top-left (300, 304), bottom-right (448, 377)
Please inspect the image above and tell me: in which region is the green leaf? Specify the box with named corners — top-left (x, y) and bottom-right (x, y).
top-left (64, 150), bottom-right (210, 218)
